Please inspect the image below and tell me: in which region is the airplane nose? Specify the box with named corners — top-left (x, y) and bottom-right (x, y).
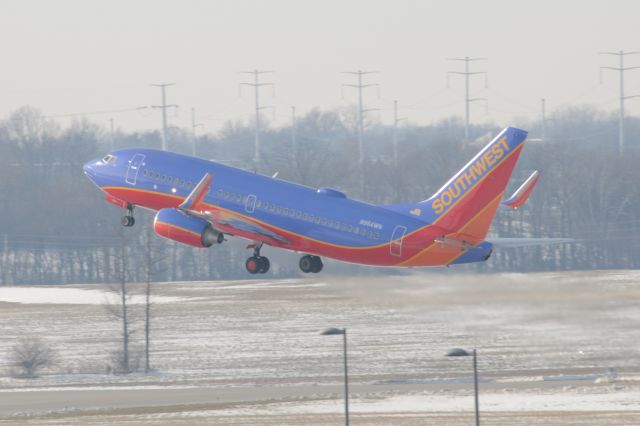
top-left (83, 160), bottom-right (98, 180)
top-left (83, 161), bottom-right (94, 176)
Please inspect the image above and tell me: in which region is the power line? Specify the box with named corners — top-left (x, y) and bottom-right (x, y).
top-left (151, 82), bottom-right (178, 151)
top-left (447, 56), bottom-right (488, 141)
top-left (341, 70), bottom-right (380, 167)
top-left (600, 50), bottom-right (640, 155)
top-left (44, 106), bottom-right (149, 119)
top-left (239, 70), bottom-right (275, 166)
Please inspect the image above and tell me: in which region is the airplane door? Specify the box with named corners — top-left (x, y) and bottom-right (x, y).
top-left (390, 225), bottom-right (407, 257)
top-left (245, 194), bottom-right (257, 213)
top-left (125, 154), bottom-right (145, 186)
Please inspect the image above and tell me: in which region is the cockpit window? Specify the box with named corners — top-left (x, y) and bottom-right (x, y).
top-left (102, 154), bottom-right (117, 164)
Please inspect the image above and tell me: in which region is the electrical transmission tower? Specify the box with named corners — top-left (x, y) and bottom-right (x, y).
top-left (239, 70), bottom-right (275, 165)
top-left (447, 57), bottom-right (488, 141)
top-left (151, 83), bottom-right (177, 151)
top-left (392, 100), bottom-right (407, 168)
top-left (191, 108), bottom-right (203, 156)
top-left (600, 50), bottom-right (640, 154)
top-left (342, 70), bottom-right (379, 167)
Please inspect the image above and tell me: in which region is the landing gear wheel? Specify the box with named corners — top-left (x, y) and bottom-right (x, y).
top-left (246, 256), bottom-right (270, 274)
top-left (310, 256), bottom-right (323, 273)
top-left (258, 256), bottom-right (270, 274)
top-left (246, 257), bottom-right (261, 274)
top-left (245, 243), bottom-right (270, 274)
top-left (300, 255), bottom-right (323, 273)
top-left (121, 206), bottom-right (135, 227)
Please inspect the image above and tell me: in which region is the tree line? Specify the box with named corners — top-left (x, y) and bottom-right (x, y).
top-left (0, 104), bottom-right (638, 285)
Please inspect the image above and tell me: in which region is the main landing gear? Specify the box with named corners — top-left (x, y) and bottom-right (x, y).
top-left (121, 205), bottom-right (135, 227)
top-left (245, 243), bottom-right (270, 274)
top-left (299, 255), bottom-right (323, 273)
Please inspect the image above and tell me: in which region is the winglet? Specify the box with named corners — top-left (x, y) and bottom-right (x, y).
top-left (502, 170), bottom-right (540, 209)
top-left (179, 173), bottom-right (213, 211)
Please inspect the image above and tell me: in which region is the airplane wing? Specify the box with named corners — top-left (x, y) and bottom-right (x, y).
top-left (488, 237), bottom-right (575, 248)
top-left (179, 173), bottom-right (290, 246)
top-left (502, 170), bottom-right (541, 209)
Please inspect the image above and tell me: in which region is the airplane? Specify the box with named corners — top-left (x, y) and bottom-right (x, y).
top-left (83, 126), bottom-right (552, 274)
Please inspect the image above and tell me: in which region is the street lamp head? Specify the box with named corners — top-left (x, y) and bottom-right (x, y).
top-left (320, 327), bottom-right (345, 336)
top-left (446, 348), bottom-right (471, 357)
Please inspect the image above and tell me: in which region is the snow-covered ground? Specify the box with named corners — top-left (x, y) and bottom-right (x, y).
top-left (0, 286), bottom-right (189, 305)
top-left (0, 270), bottom-right (640, 425)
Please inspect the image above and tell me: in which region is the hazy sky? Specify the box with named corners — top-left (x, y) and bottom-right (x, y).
top-left (1, 0), bottom-right (639, 134)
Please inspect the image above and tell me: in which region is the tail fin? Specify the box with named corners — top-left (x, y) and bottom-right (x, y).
top-left (422, 127), bottom-right (528, 243)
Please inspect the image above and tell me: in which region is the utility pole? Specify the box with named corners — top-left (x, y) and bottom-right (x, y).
top-left (600, 50), bottom-right (640, 154)
top-left (342, 70), bottom-right (380, 167)
top-left (392, 100), bottom-right (407, 169)
top-left (447, 57), bottom-right (488, 141)
top-left (1, 234), bottom-right (8, 285)
top-left (291, 106), bottom-right (297, 162)
top-left (541, 98), bottom-right (547, 142)
top-left (240, 70), bottom-right (275, 166)
top-left (190, 108), bottom-right (203, 157)
top-left (109, 117), bottom-right (115, 152)
top-left (151, 83), bottom-right (177, 151)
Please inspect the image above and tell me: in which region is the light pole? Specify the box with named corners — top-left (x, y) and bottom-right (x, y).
top-left (321, 327), bottom-right (349, 426)
top-left (446, 348), bottom-right (479, 426)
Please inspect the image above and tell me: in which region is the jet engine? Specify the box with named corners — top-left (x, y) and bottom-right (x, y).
top-left (153, 208), bottom-right (223, 248)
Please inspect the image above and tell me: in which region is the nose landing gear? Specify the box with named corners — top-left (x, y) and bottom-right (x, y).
top-left (121, 206), bottom-right (135, 227)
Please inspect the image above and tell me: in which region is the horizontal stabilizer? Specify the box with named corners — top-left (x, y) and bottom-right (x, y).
top-left (488, 237), bottom-right (575, 248)
top-left (502, 170), bottom-right (540, 209)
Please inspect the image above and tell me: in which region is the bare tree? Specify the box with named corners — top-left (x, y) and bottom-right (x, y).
top-left (104, 230), bottom-right (136, 374)
top-left (10, 337), bottom-right (56, 378)
top-left (142, 228), bottom-right (166, 373)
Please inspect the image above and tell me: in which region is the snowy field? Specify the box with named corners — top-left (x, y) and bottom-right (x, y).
top-left (1, 270), bottom-right (640, 425)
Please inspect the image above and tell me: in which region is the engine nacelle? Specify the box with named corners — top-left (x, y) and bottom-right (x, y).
top-left (153, 208), bottom-right (223, 248)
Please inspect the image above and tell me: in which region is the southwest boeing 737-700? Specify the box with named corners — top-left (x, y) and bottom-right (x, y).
top-left (83, 126), bottom-right (546, 274)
